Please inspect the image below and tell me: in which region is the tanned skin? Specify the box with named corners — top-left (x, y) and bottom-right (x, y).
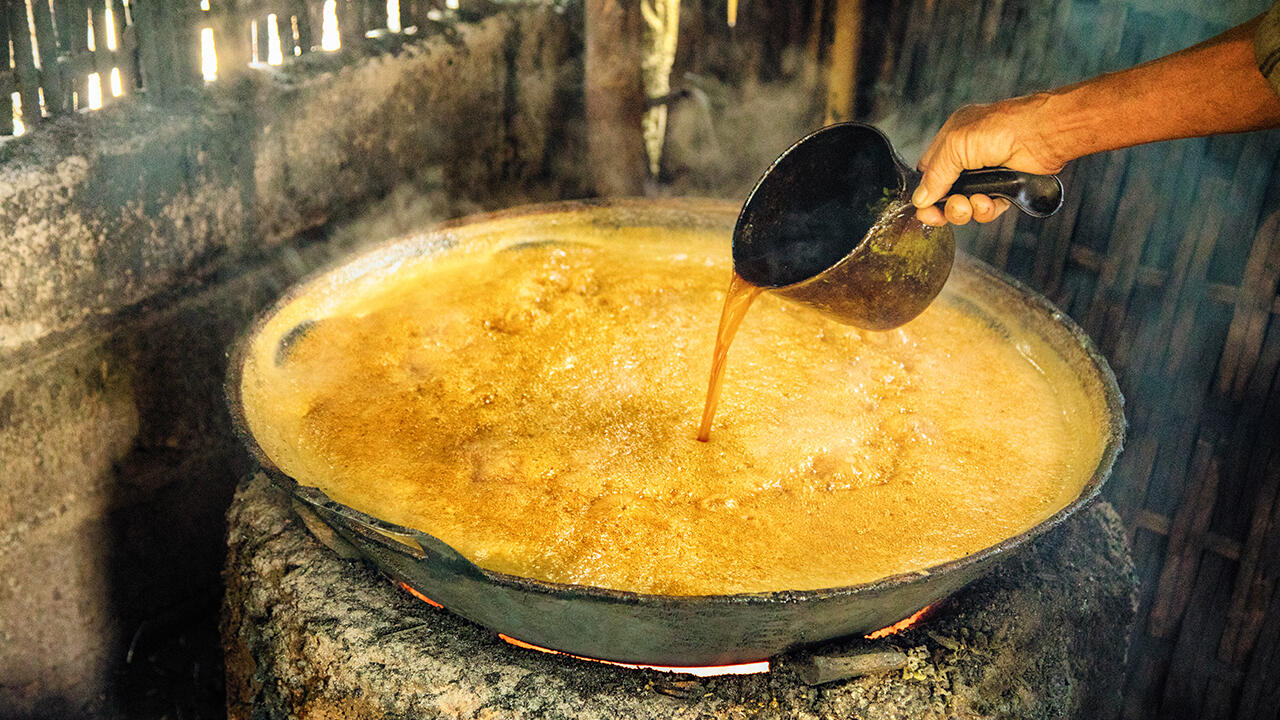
top-left (913, 14), bottom-right (1280, 226)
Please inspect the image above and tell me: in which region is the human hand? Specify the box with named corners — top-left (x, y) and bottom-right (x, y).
top-left (912, 95), bottom-right (1067, 226)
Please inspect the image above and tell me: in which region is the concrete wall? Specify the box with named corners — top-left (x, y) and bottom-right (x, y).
top-left (0, 9), bottom-right (582, 716)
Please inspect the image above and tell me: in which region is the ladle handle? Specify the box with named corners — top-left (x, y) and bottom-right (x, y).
top-left (948, 168), bottom-right (1064, 218)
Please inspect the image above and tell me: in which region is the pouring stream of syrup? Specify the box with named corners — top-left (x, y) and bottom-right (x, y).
top-left (697, 272), bottom-right (763, 442)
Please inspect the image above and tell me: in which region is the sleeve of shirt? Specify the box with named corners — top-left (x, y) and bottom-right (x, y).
top-left (1255, 1), bottom-right (1280, 95)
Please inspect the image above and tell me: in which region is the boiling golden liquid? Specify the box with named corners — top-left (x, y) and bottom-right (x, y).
top-left (242, 227), bottom-right (1105, 595)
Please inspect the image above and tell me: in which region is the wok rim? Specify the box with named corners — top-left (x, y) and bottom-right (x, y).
top-left (224, 196), bottom-right (1126, 610)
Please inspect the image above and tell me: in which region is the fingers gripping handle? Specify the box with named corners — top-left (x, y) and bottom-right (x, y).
top-left (946, 168), bottom-right (1064, 218)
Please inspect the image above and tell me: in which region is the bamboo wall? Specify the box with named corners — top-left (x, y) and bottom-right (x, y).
top-left (0, 0), bottom-right (460, 132)
top-left (865, 0), bottom-right (1280, 717)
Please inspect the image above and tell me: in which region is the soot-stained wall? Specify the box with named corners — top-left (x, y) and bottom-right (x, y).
top-left (0, 9), bottom-right (582, 716)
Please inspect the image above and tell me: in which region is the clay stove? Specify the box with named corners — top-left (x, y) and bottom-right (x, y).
top-left (223, 473), bottom-right (1137, 720)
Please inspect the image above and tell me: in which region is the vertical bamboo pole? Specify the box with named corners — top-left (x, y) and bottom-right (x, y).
top-left (131, 0), bottom-right (176, 100)
top-left (584, 0), bottom-right (648, 196)
top-left (290, 0), bottom-right (312, 53)
top-left (69, 0), bottom-right (94, 104)
top-left (255, 15), bottom-right (269, 64)
top-left (7, 0), bottom-right (42, 124)
top-left (404, 0), bottom-right (427, 28)
top-left (107, 0), bottom-right (137, 92)
top-left (0, 5), bottom-right (14, 133)
top-left (365, 0), bottom-right (378, 33)
top-left (869, 0), bottom-right (904, 117)
top-left (787, 0), bottom-right (805, 69)
top-left (308, 0), bottom-right (327, 52)
top-left (640, 0), bottom-right (679, 177)
top-left (336, 0), bottom-right (362, 49)
top-left (824, 0), bottom-right (860, 124)
top-left (30, 0), bottom-right (65, 113)
top-left (804, 0), bottom-right (825, 86)
top-left (208, 0), bottom-right (250, 78)
top-left (174, 0), bottom-right (199, 87)
top-left (90, 1), bottom-right (115, 105)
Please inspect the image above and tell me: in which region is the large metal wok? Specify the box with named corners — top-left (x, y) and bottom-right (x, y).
top-left (226, 198), bottom-right (1125, 666)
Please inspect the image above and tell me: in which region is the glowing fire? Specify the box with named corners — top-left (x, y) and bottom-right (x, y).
top-left (397, 581), bottom-right (443, 608)
top-left (498, 633), bottom-right (770, 677)
top-left (863, 605), bottom-right (933, 640)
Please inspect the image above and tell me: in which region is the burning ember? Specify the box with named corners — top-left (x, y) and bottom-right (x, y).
top-left (397, 581), bottom-right (443, 608)
top-left (498, 634), bottom-right (771, 677)
top-left (863, 605), bottom-right (933, 640)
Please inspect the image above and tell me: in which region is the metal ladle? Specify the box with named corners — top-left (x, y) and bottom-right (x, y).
top-left (732, 122), bottom-right (1064, 330)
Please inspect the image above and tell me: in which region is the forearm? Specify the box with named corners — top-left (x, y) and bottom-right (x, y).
top-left (1032, 14), bottom-right (1280, 164)
top-left (913, 12), bottom-right (1280, 226)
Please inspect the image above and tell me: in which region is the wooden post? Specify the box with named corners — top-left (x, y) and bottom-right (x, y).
top-left (584, 0), bottom-right (648, 196)
top-left (824, 0), bottom-right (860, 124)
